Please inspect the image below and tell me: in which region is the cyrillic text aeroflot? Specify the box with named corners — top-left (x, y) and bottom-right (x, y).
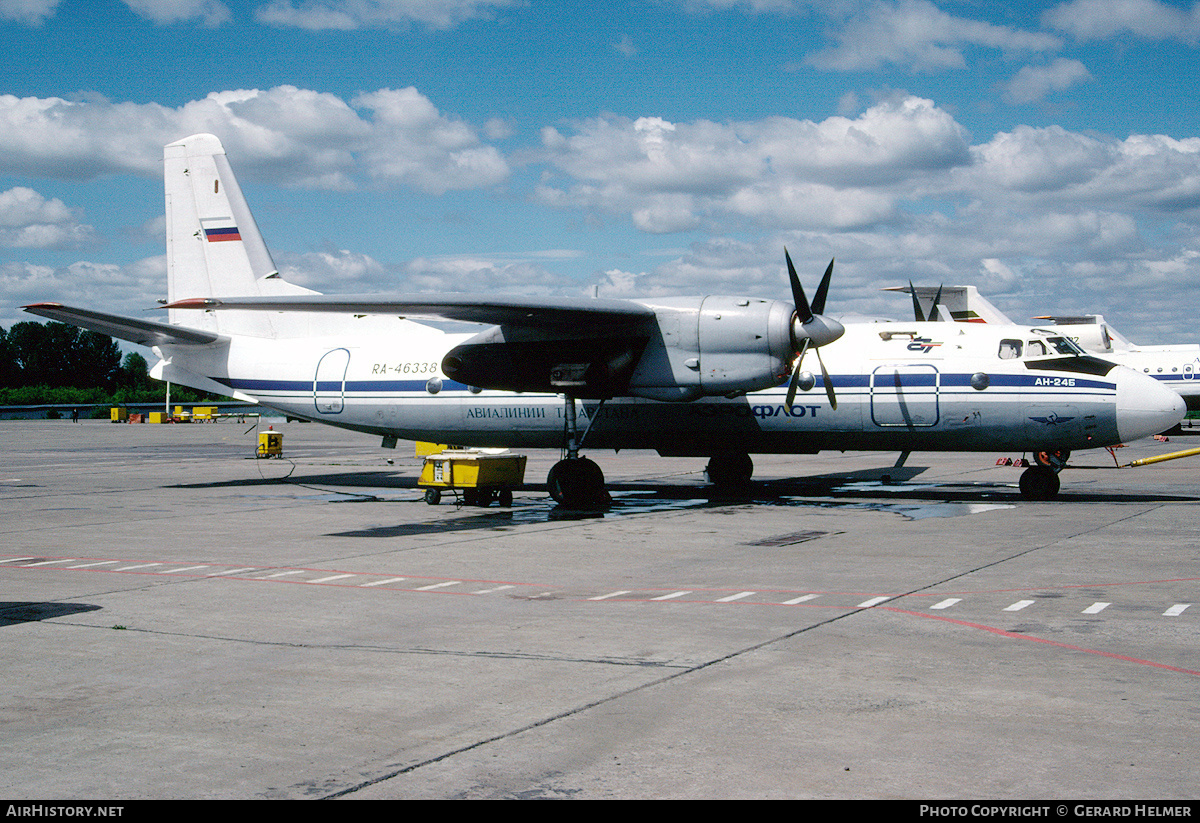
top-left (24, 135), bottom-right (1186, 505)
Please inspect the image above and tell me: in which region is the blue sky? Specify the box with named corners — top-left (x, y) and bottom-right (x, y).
top-left (2, 0), bottom-right (1200, 343)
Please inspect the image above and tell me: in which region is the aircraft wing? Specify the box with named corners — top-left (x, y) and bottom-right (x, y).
top-left (166, 293), bottom-right (658, 397)
top-left (22, 303), bottom-right (226, 347)
top-left (164, 294), bottom-right (656, 328)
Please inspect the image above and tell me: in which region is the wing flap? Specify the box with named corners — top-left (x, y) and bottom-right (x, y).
top-left (22, 303), bottom-right (226, 347)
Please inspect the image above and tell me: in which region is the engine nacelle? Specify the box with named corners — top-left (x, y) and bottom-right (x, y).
top-left (626, 296), bottom-right (796, 402)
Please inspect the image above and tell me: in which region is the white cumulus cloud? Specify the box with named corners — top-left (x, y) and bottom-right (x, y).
top-left (0, 86), bottom-right (509, 194)
top-left (0, 188), bottom-right (95, 249)
top-left (1005, 58), bottom-right (1093, 104)
top-left (121, 0), bottom-right (231, 25)
top-left (807, 0), bottom-right (1061, 72)
top-left (1044, 0), bottom-right (1200, 43)
top-left (255, 0), bottom-right (517, 30)
top-left (537, 96), bottom-right (971, 233)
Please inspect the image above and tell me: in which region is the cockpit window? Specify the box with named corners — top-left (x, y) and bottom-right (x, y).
top-left (999, 339), bottom-right (1022, 359)
top-left (1045, 336), bottom-right (1085, 355)
top-left (1025, 336), bottom-right (1085, 357)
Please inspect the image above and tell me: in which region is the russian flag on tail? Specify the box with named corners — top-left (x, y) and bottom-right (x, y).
top-left (204, 226), bottom-right (242, 242)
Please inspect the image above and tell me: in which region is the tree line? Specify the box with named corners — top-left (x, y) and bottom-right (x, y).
top-left (0, 321), bottom-right (215, 406)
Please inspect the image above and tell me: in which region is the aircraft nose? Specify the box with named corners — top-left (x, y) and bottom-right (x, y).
top-left (1116, 367), bottom-right (1187, 443)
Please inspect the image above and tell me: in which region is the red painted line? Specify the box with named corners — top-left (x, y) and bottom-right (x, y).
top-left (883, 606), bottom-right (1200, 677)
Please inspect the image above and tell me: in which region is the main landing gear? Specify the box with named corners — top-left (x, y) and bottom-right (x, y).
top-left (547, 395), bottom-right (609, 509)
top-left (1019, 449), bottom-right (1070, 500)
top-left (705, 453), bottom-right (754, 489)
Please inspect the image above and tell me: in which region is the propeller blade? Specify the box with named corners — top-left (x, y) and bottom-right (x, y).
top-left (785, 340), bottom-right (811, 410)
top-left (785, 365), bottom-right (800, 410)
top-left (815, 347), bottom-right (837, 411)
top-left (781, 249), bottom-right (842, 412)
top-left (785, 248), bottom-right (813, 324)
top-left (812, 258), bottom-right (834, 316)
top-left (909, 281), bottom-right (925, 322)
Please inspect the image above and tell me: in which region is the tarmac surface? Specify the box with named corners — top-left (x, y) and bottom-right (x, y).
top-left (1, 417), bottom-right (1198, 800)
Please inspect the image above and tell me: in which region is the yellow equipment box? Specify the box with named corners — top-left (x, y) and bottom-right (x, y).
top-left (110, 407), bottom-right (128, 423)
top-left (418, 451), bottom-right (526, 506)
top-left (148, 412), bottom-right (169, 424)
top-left (192, 406), bottom-right (218, 421)
top-left (256, 430), bottom-right (283, 458)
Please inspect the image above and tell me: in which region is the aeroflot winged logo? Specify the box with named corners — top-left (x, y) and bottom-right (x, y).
top-left (1028, 412), bottom-right (1076, 426)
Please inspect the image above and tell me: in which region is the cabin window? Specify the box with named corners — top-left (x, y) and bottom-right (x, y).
top-left (1026, 340), bottom-right (1048, 357)
top-left (998, 339), bottom-right (1022, 359)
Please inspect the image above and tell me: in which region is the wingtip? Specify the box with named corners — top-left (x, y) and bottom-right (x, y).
top-left (164, 298), bottom-right (220, 310)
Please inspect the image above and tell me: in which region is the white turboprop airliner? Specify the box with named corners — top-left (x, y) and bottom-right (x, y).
top-left (887, 284), bottom-right (1200, 412)
top-left (24, 135), bottom-right (1186, 504)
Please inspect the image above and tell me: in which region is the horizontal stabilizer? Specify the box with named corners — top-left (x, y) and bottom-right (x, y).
top-left (164, 293), bottom-right (656, 328)
top-left (22, 303), bottom-right (225, 347)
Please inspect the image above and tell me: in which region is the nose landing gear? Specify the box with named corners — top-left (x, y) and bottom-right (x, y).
top-left (1018, 465), bottom-right (1061, 500)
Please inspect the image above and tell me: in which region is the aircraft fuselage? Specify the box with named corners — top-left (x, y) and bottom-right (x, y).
top-left (157, 318), bottom-right (1178, 457)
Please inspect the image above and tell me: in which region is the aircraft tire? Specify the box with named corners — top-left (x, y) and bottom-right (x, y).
top-left (1019, 466), bottom-right (1061, 500)
top-left (705, 453), bottom-right (754, 488)
top-left (547, 458), bottom-right (606, 508)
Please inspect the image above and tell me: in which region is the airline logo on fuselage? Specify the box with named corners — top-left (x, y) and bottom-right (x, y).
top-left (906, 338), bottom-right (942, 354)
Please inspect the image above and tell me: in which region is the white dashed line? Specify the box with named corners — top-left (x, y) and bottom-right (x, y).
top-left (590, 590), bottom-right (631, 601)
top-left (716, 591), bottom-right (755, 603)
top-left (472, 585), bottom-right (516, 594)
top-left (14, 555), bottom-right (1195, 623)
top-left (781, 594), bottom-right (819, 605)
top-left (650, 591), bottom-right (691, 601)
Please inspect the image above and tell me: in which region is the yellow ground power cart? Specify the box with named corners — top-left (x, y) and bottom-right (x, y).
top-left (418, 449), bottom-right (527, 507)
top-left (256, 430), bottom-right (283, 458)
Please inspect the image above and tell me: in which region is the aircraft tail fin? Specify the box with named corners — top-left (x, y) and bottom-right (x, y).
top-left (164, 134), bottom-right (314, 336)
